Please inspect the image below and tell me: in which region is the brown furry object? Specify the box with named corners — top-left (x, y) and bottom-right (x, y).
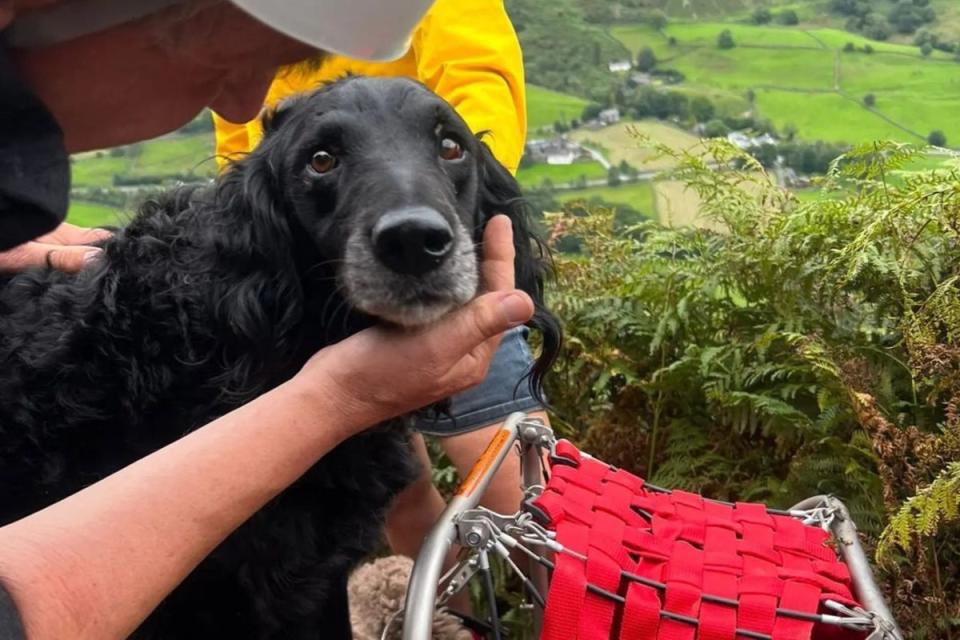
top-left (347, 556), bottom-right (472, 640)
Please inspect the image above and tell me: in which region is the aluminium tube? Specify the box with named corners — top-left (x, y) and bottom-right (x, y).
top-left (402, 412), bottom-right (528, 640)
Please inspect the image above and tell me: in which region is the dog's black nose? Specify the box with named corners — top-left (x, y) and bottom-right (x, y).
top-left (371, 207), bottom-right (454, 276)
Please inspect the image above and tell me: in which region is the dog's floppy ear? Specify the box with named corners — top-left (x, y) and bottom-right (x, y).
top-left (476, 141), bottom-right (562, 402)
top-left (260, 95), bottom-right (307, 137)
top-left (200, 146), bottom-right (304, 397)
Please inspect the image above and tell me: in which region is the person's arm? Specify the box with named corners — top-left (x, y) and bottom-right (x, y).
top-left (0, 215), bottom-right (531, 640)
top-left (412, 0), bottom-right (526, 174)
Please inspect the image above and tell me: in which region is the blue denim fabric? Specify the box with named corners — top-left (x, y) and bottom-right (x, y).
top-left (413, 326), bottom-right (543, 436)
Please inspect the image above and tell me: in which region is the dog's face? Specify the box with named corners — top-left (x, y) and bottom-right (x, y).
top-left (256, 77), bottom-right (491, 327)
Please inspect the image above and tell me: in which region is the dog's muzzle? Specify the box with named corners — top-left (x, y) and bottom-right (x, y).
top-left (371, 207), bottom-right (454, 276)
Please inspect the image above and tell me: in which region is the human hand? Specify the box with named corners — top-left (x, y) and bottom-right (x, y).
top-left (0, 222), bottom-right (112, 274)
top-left (294, 215), bottom-right (533, 433)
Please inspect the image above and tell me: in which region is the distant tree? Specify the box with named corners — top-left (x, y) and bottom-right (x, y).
top-left (777, 9), bottom-right (800, 25)
top-left (581, 102), bottom-right (605, 122)
top-left (745, 88), bottom-right (756, 104)
top-left (921, 43), bottom-right (933, 56)
top-left (864, 44), bottom-right (875, 53)
top-left (862, 14), bottom-right (891, 40)
top-left (863, 93), bottom-right (876, 107)
top-left (668, 36), bottom-right (678, 46)
top-left (752, 7), bottom-right (772, 24)
top-left (704, 119), bottom-right (730, 138)
top-left (553, 120), bottom-right (569, 134)
top-left (928, 130), bottom-right (947, 146)
top-left (648, 9), bottom-right (668, 30)
top-left (691, 96), bottom-right (715, 123)
top-left (570, 118), bottom-right (581, 129)
top-left (888, 0), bottom-right (936, 35)
top-left (607, 167), bottom-right (622, 186)
top-left (717, 29), bottom-right (735, 49)
top-left (843, 41), bottom-right (856, 52)
top-left (751, 143), bottom-right (779, 168)
top-left (783, 123), bottom-right (798, 141)
top-left (636, 47), bottom-right (657, 72)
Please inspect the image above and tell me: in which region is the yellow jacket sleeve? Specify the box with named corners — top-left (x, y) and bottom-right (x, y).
top-left (412, 0), bottom-right (526, 174)
top-left (213, 0), bottom-right (526, 175)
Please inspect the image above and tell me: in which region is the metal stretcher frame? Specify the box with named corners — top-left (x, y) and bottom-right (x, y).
top-left (402, 412), bottom-right (903, 640)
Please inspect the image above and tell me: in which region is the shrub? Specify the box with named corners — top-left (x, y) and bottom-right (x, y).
top-left (691, 96), bottom-right (715, 123)
top-left (717, 29), bottom-right (735, 49)
top-left (752, 7), bottom-right (772, 24)
top-left (843, 41), bottom-right (856, 52)
top-left (546, 140), bottom-right (960, 635)
top-left (636, 46), bottom-right (657, 72)
top-left (864, 93), bottom-right (876, 107)
top-left (703, 119), bottom-right (731, 138)
top-left (928, 130), bottom-right (947, 146)
top-left (777, 9), bottom-right (800, 25)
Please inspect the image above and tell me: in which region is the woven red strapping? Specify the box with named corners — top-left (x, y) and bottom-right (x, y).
top-left (531, 441), bottom-right (868, 640)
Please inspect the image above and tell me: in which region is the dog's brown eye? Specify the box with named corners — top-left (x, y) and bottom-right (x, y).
top-left (439, 138), bottom-right (464, 161)
top-left (310, 151), bottom-right (337, 174)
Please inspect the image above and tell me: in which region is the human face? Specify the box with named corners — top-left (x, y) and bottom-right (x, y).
top-left (9, 1), bottom-right (321, 151)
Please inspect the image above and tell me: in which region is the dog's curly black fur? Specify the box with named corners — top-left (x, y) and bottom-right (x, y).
top-left (0, 77), bottom-right (560, 639)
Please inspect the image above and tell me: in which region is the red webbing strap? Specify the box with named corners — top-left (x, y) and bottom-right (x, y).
top-left (771, 581), bottom-right (820, 639)
top-left (657, 541), bottom-right (702, 640)
top-left (698, 501), bottom-right (739, 640)
top-left (733, 503), bottom-right (779, 636)
top-left (619, 581), bottom-right (661, 639)
top-left (542, 521), bottom-right (588, 640)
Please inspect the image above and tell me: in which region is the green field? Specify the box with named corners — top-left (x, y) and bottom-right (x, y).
top-left (527, 84), bottom-right (589, 131)
top-left (558, 181), bottom-right (657, 216)
top-left (516, 160), bottom-right (607, 189)
top-left (72, 132), bottom-right (216, 189)
top-left (71, 154), bottom-right (131, 189)
top-left (67, 200), bottom-right (126, 228)
top-left (129, 134), bottom-right (216, 178)
top-left (572, 120), bottom-right (701, 170)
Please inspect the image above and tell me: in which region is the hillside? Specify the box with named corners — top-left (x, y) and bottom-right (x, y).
top-left (610, 21), bottom-right (960, 144)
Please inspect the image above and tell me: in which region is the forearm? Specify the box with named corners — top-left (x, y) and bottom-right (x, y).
top-left (0, 377), bottom-right (354, 640)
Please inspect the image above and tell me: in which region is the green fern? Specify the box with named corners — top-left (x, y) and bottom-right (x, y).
top-left (878, 462), bottom-right (960, 561)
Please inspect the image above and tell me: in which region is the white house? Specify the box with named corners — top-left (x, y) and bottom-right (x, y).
top-left (598, 108), bottom-right (620, 126)
top-left (608, 60), bottom-right (632, 73)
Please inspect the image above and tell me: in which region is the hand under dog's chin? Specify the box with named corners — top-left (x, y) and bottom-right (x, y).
top-left (351, 284), bottom-right (477, 328)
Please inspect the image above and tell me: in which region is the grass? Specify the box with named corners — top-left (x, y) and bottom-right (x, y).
top-left (558, 181), bottom-right (657, 216)
top-left (129, 134), bottom-right (217, 178)
top-left (527, 85), bottom-right (589, 131)
top-left (516, 161), bottom-right (607, 189)
top-left (666, 22), bottom-right (824, 49)
top-left (753, 90), bottom-right (911, 143)
top-left (67, 200), bottom-right (126, 228)
top-left (71, 155), bottom-right (131, 189)
top-left (571, 120), bottom-right (701, 170)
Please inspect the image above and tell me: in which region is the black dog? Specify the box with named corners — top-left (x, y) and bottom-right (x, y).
top-left (0, 76), bottom-right (560, 639)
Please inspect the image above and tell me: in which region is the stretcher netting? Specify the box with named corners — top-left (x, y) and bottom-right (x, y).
top-left (528, 440), bottom-right (868, 640)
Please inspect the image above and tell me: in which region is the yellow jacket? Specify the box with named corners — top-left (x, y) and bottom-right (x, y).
top-left (213, 0), bottom-right (526, 174)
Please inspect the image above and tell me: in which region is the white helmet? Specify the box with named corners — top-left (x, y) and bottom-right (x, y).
top-left (230, 0), bottom-right (434, 61)
top-left (5, 0), bottom-right (434, 61)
